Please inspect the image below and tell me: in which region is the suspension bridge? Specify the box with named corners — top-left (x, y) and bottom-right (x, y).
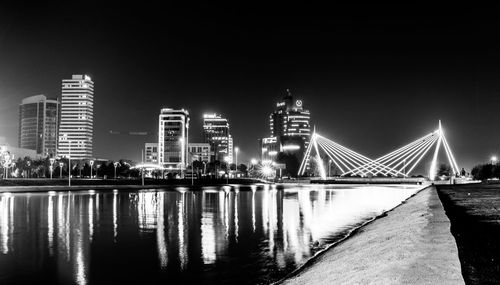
top-left (298, 121), bottom-right (460, 180)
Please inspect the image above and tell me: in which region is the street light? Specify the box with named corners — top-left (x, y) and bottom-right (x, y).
top-left (3, 153), bottom-right (12, 179)
top-left (59, 162), bottom-right (64, 178)
top-left (96, 164), bottom-right (101, 179)
top-left (90, 160), bottom-right (94, 178)
top-left (492, 156), bottom-right (497, 165)
top-left (49, 158), bottom-right (55, 179)
top-left (179, 138), bottom-right (185, 179)
top-left (114, 162), bottom-right (119, 179)
top-left (224, 156), bottom-right (230, 184)
top-left (26, 160), bottom-right (31, 178)
top-left (141, 149), bottom-right (144, 186)
top-left (60, 134), bottom-right (71, 186)
top-left (235, 147), bottom-right (239, 176)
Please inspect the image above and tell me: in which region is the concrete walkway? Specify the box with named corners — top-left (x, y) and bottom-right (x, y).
top-left (282, 187), bottom-right (464, 285)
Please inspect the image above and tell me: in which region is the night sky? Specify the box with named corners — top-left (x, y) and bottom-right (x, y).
top-left (1, 3), bottom-right (500, 172)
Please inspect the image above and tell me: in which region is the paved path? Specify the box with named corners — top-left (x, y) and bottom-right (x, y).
top-left (282, 187), bottom-right (464, 285)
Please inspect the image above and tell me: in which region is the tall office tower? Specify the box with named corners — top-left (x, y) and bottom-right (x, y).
top-left (58, 74), bottom-right (94, 160)
top-left (262, 89), bottom-right (311, 165)
top-left (18, 95), bottom-right (59, 157)
top-left (158, 108), bottom-right (189, 170)
top-left (269, 89), bottom-right (311, 141)
top-left (203, 113), bottom-right (231, 162)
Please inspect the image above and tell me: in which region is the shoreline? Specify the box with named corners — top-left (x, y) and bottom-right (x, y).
top-left (280, 186), bottom-right (464, 285)
top-left (274, 185), bottom-right (428, 284)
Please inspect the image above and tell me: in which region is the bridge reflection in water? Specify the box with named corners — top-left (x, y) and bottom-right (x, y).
top-left (0, 185), bottom-right (422, 284)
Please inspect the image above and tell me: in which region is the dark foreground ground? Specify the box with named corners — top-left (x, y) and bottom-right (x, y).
top-left (437, 184), bottom-right (500, 284)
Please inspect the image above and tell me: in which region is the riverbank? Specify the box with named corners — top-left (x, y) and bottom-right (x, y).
top-left (437, 184), bottom-right (500, 284)
top-left (281, 186), bottom-right (464, 284)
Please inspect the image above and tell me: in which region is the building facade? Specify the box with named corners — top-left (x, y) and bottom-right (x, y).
top-left (18, 95), bottom-right (59, 157)
top-left (188, 142), bottom-right (212, 163)
top-left (259, 136), bottom-right (279, 163)
top-left (228, 134), bottom-right (234, 163)
top-left (1, 144), bottom-right (39, 163)
top-left (58, 74), bottom-right (94, 160)
top-left (269, 89), bottom-right (311, 142)
top-left (261, 90), bottom-right (311, 175)
top-left (158, 108), bottom-right (189, 170)
top-left (203, 113), bottom-right (232, 162)
top-left (144, 142), bottom-right (158, 164)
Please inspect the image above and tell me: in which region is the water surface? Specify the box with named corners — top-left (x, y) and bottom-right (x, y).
top-left (0, 184), bottom-right (422, 284)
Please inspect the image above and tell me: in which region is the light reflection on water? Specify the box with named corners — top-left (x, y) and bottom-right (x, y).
top-left (0, 185), bottom-right (422, 284)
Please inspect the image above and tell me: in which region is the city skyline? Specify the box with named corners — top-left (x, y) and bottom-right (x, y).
top-left (2, 5), bottom-right (500, 170)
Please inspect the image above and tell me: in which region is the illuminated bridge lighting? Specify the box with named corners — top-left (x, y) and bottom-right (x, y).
top-left (298, 120), bottom-right (460, 180)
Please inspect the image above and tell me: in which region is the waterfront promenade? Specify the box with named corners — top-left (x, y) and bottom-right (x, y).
top-left (0, 178), bottom-right (267, 193)
top-left (281, 186), bottom-right (464, 285)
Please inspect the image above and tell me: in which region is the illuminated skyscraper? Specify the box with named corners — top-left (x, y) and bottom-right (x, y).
top-left (270, 89), bottom-right (311, 141)
top-left (58, 75), bottom-right (94, 160)
top-left (18, 95), bottom-right (59, 157)
top-left (158, 108), bottom-right (189, 170)
top-left (203, 113), bottom-right (232, 162)
top-left (261, 90), bottom-right (311, 172)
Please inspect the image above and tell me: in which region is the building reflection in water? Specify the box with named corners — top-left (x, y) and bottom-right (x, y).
top-left (0, 185), bottom-right (421, 284)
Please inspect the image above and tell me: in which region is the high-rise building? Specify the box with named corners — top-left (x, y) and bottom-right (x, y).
top-left (270, 89), bottom-right (311, 141)
top-left (158, 108), bottom-right (189, 170)
top-left (145, 142), bottom-right (158, 164)
top-left (18, 95), bottom-right (59, 157)
top-left (58, 74), bottom-right (94, 160)
top-left (261, 90), bottom-right (311, 172)
top-left (203, 113), bottom-right (231, 162)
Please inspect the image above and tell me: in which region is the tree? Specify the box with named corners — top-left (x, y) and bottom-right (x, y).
top-left (237, 164), bottom-right (248, 175)
top-left (437, 163), bottom-right (452, 177)
top-left (276, 152), bottom-right (300, 177)
top-left (471, 163), bottom-right (494, 180)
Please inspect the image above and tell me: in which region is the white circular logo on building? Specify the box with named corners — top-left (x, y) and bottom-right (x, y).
top-left (296, 100), bottom-right (302, 107)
